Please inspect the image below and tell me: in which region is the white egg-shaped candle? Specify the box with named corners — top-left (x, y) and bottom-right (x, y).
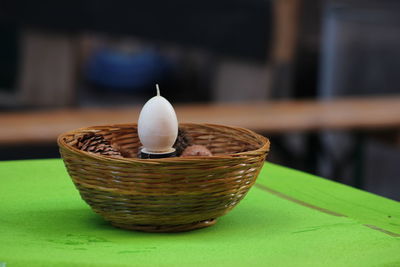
top-left (138, 85), bottom-right (178, 154)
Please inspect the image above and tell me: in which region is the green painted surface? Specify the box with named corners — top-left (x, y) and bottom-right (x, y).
top-left (0, 159), bottom-right (399, 267)
top-left (257, 163), bottom-right (400, 236)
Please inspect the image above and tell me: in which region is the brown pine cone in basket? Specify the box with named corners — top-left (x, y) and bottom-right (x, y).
top-left (76, 133), bottom-right (122, 158)
top-left (173, 129), bottom-right (190, 156)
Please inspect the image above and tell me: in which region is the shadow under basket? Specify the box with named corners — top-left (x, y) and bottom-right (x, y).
top-left (58, 123), bottom-right (270, 232)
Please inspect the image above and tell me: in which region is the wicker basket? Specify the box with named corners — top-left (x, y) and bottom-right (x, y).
top-left (58, 123), bottom-right (270, 232)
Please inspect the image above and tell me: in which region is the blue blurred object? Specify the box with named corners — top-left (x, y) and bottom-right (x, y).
top-left (86, 48), bottom-right (171, 92)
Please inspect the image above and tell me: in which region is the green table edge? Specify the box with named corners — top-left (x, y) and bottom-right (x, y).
top-left (258, 162), bottom-right (400, 237)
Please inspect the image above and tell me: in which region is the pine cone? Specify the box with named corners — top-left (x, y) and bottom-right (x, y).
top-left (76, 133), bottom-right (122, 158)
top-left (173, 129), bottom-right (190, 156)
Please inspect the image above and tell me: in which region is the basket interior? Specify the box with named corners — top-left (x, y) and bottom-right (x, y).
top-left (62, 123), bottom-right (265, 158)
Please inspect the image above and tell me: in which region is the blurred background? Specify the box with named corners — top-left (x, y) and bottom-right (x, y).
top-left (0, 0), bottom-right (399, 200)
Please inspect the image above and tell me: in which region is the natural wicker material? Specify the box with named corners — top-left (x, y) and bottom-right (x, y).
top-left (58, 123), bottom-right (270, 232)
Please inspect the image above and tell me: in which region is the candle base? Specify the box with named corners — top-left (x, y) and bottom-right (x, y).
top-left (139, 148), bottom-right (177, 159)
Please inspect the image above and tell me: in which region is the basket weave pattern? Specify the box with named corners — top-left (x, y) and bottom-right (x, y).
top-left (58, 123), bottom-right (270, 232)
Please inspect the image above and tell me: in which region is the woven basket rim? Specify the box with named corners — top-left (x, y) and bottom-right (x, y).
top-left (57, 122), bottom-right (270, 163)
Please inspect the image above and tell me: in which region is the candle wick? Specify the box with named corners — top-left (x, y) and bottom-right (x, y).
top-left (156, 84), bottom-right (160, 96)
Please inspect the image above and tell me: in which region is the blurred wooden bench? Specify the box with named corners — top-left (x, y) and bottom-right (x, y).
top-left (1, 96), bottom-right (400, 145)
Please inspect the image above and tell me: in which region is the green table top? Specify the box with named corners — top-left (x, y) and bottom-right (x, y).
top-left (0, 159), bottom-right (399, 267)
